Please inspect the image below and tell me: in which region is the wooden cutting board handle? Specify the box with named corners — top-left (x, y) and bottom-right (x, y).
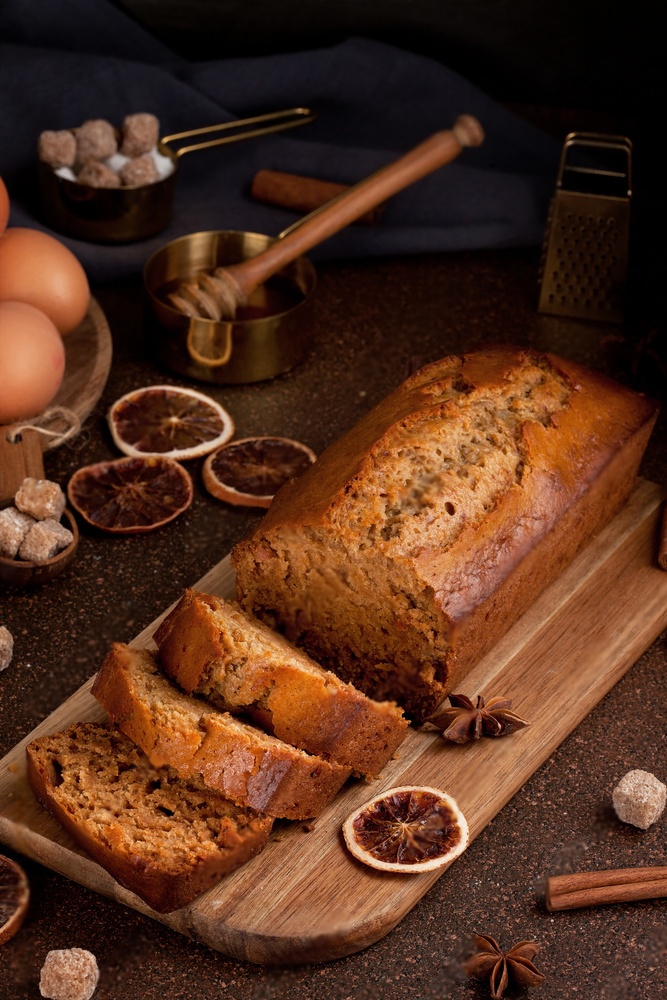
top-left (0, 427), bottom-right (46, 506)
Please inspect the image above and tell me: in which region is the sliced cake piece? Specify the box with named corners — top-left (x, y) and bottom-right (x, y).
top-left (91, 643), bottom-right (351, 820)
top-left (153, 589), bottom-right (408, 778)
top-left (26, 722), bottom-right (272, 913)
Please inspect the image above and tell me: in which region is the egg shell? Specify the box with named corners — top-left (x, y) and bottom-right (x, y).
top-left (0, 176), bottom-right (8, 235)
top-left (0, 301), bottom-right (66, 423)
top-left (0, 227), bottom-right (90, 335)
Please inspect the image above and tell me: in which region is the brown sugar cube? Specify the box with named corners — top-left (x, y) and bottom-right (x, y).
top-left (0, 507), bottom-right (35, 558)
top-left (120, 112), bottom-right (159, 157)
top-left (0, 625), bottom-right (13, 672)
top-left (38, 130), bottom-right (77, 169)
top-left (18, 518), bottom-right (73, 564)
top-left (39, 948), bottom-right (99, 1000)
top-left (119, 152), bottom-right (159, 187)
top-left (75, 118), bottom-right (117, 163)
top-left (612, 769), bottom-right (667, 829)
top-left (15, 477), bottom-right (66, 521)
top-left (76, 160), bottom-right (121, 189)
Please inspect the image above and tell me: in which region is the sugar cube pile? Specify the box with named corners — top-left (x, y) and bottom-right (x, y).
top-left (0, 478), bottom-right (73, 565)
top-left (39, 113), bottom-right (172, 188)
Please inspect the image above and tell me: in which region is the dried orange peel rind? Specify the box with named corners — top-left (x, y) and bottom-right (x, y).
top-left (67, 455), bottom-right (193, 534)
top-left (108, 384), bottom-right (234, 461)
top-left (342, 785), bottom-right (469, 873)
top-left (202, 436), bottom-right (316, 508)
top-left (0, 853), bottom-right (30, 946)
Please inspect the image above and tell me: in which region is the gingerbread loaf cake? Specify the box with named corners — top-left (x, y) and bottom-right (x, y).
top-left (154, 589), bottom-right (407, 777)
top-left (91, 643), bottom-right (351, 819)
top-left (26, 722), bottom-right (272, 913)
top-left (232, 346), bottom-right (659, 722)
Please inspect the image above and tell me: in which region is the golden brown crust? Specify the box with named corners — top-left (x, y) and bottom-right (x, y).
top-left (154, 589), bottom-right (407, 777)
top-left (232, 346), bottom-right (659, 721)
top-left (26, 723), bottom-right (272, 913)
top-left (91, 644), bottom-right (351, 819)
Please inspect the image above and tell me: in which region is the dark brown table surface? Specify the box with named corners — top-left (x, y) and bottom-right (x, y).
top-left (2, 116), bottom-right (666, 999)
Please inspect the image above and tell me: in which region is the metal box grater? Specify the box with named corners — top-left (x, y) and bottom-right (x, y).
top-left (538, 132), bottom-right (632, 323)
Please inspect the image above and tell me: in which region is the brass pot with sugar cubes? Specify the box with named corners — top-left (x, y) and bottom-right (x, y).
top-left (37, 108), bottom-right (315, 244)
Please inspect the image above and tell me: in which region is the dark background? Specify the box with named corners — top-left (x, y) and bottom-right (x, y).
top-left (111, 0), bottom-right (663, 272)
top-left (114, 0), bottom-right (651, 118)
top-left (114, 0), bottom-right (664, 115)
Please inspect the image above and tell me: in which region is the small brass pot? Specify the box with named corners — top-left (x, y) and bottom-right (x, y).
top-left (144, 229), bottom-right (317, 384)
top-left (38, 108), bottom-right (314, 245)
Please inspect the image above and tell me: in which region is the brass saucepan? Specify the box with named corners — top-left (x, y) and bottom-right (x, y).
top-left (143, 225), bottom-right (317, 384)
top-left (143, 115), bottom-right (484, 385)
top-left (38, 108), bottom-right (315, 244)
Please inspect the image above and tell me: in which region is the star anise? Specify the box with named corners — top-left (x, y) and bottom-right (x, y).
top-left (426, 693), bottom-right (529, 744)
top-left (465, 934), bottom-right (546, 998)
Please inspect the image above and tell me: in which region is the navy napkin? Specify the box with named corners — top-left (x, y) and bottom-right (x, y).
top-left (0, 0), bottom-right (561, 283)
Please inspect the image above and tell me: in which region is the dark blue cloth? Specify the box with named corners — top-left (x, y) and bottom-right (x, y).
top-left (0, 0), bottom-right (560, 283)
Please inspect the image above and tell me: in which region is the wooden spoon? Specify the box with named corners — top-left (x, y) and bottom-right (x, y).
top-left (176, 114), bottom-right (484, 320)
top-left (0, 426), bottom-right (79, 587)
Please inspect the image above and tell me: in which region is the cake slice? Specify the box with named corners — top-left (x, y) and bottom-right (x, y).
top-left (91, 643), bottom-right (351, 820)
top-left (154, 589), bottom-right (407, 778)
top-left (26, 722), bottom-right (273, 913)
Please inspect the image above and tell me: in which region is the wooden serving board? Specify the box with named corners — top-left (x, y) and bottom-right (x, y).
top-left (36, 296), bottom-right (112, 451)
top-left (2, 479), bottom-right (667, 965)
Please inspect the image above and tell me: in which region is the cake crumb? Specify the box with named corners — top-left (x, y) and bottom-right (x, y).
top-left (39, 948), bottom-right (99, 1000)
top-left (0, 625), bottom-right (13, 672)
top-left (612, 769), bottom-right (667, 829)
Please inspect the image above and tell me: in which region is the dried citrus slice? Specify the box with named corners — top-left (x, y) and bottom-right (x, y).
top-left (108, 384), bottom-right (234, 461)
top-left (202, 436), bottom-right (316, 508)
top-left (67, 456), bottom-right (193, 534)
top-left (1, 853), bottom-right (29, 945)
top-left (342, 785), bottom-right (469, 873)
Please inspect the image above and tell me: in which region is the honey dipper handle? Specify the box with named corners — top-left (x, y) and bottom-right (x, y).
top-left (223, 115), bottom-right (484, 304)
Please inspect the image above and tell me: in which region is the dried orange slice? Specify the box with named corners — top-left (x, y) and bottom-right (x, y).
top-left (67, 456), bottom-right (193, 534)
top-left (1, 853), bottom-right (29, 945)
top-left (202, 436), bottom-right (316, 508)
top-left (108, 385), bottom-right (234, 461)
top-left (342, 785), bottom-right (469, 873)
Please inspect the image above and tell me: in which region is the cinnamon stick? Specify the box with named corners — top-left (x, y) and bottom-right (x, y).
top-left (250, 169), bottom-right (384, 225)
top-left (658, 500), bottom-right (667, 570)
top-left (546, 866), bottom-right (667, 911)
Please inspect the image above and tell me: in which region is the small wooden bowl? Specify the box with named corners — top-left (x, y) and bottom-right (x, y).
top-left (0, 509), bottom-right (80, 587)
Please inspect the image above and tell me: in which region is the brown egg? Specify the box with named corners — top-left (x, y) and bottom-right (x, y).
top-left (0, 176), bottom-right (9, 235)
top-left (0, 227), bottom-right (90, 335)
top-left (0, 301), bottom-right (66, 423)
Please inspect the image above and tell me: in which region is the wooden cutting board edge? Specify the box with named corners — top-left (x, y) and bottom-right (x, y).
top-left (1, 478), bottom-right (667, 966)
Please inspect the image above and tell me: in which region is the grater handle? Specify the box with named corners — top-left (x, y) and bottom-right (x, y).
top-left (558, 132), bottom-right (632, 196)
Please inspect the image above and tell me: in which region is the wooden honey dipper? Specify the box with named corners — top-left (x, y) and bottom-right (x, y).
top-left (171, 114), bottom-right (484, 321)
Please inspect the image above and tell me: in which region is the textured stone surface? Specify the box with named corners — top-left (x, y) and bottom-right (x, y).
top-left (1, 231), bottom-right (666, 995)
